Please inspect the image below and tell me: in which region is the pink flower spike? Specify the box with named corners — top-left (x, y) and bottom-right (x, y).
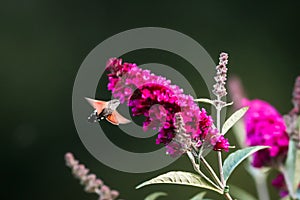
top-left (106, 58), bottom-right (230, 155)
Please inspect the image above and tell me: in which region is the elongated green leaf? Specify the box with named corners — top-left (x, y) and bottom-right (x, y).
top-left (223, 146), bottom-right (270, 182)
top-left (222, 106), bottom-right (249, 135)
top-left (280, 197), bottom-right (291, 200)
top-left (285, 139), bottom-right (300, 193)
top-left (294, 149), bottom-right (300, 191)
top-left (144, 192), bottom-right (167, 200)
top-left (189, 192), bottom-right (206, 200)
top-left (194, 98), bottom-right (215, 106)
top-left (294, 149), bottom-right (300, 193)
top-left (229, 185), bottom-right (257, 200)
top-left (136, 171), bottom-right (223, 194)
top-left (295, 117), bottom-right (300, 193)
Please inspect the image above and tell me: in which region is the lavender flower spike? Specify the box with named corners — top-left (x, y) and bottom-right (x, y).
top-left (292, 76), bottom-right (300, 114)
top-left (166, 113), bottom-right (193, 156)
top-left (65, 153), bottom-right (119, 200)
top-left (213, 52), bottom-right (229, 99)
top-left (285, 76), bottom-right (300, 148)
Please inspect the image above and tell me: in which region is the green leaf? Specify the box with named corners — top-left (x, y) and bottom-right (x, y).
top-left (296, 117), bottom-right (300, 193)
top-left (285, 139), bottom-right (300, 193)
top-left (189, 192), bottom-right (206, 200)
top-left (222, 106), bottom-right (249, 135)
top-left (144, 192), bottom-right (167, 200)
top-left (194, 98), bottom-right (215, 106)
top-left (136, 171), bottom-right (223, 194)
top-left (294, 149), bottom-right (300, 193)
top-left (280, 197), bottom-right (291, 200)
top-left (229, 185), bottom-right (257, 200)
top-left (223, 146), bottom-right (270, 183)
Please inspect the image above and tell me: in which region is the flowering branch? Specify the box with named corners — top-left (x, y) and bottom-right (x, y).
top-left (65, 153), bottom-right (120, 200)
top-left (213, 53), bottom-right (228, 186)
top-left (65, 54), bottom-right (300, 200)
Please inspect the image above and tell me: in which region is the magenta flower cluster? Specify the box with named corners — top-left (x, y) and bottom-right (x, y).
top-left (242, 99), bottom-right (289, 167)
top-left (105, 58), bottom-right (229, 155)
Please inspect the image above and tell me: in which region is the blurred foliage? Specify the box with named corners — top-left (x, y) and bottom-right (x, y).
top-left (1, 0), bottom-right (299, 200)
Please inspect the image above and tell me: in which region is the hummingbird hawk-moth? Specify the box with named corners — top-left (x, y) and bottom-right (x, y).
top-left (85, 97), bottom-right (131, 125)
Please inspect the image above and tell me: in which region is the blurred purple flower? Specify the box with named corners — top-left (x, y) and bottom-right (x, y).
top-left (242, 99), bottom-right (289, 167)
top-left (105, 58), bottom-right (230, 155)
top-left (272, 173), bottom-right (289, 198)
top-left (272, 173), bottom-right (300, 198)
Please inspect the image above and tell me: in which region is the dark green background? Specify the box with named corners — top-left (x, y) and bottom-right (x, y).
top-left (1, 1), bottom-right (299, 199)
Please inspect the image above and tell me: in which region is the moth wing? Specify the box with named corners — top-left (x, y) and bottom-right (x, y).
top-left (106, 114), bottom-right (119, 125)
top-left (112, 110), bottom-right (131, 124)
top-left (85, 97), bottom-right (108, 114)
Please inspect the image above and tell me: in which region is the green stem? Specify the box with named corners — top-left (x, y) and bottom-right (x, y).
top-left (187, 151), bottom-right (221, 190)
top-left (217, 150), bottom-right (225, 185)
top-left (200, 156), bottom-right (224, 188)
top-left (215, 97), bottom-right (234, 200)
top-left (247, 166), bottom-right (270, 200)
top-left (216, 96), bottom-right (225, 185)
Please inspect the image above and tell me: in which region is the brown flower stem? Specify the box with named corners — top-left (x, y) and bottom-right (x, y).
top-left (224, 192), bottom-right (233, 200)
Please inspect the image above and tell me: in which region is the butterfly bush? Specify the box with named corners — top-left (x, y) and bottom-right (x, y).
top-left (66, 50), bottom-right (300, 200)
top-left (242, 99), bottom-right (289, 168)
top-left (105, 58), bottom-right (229, 155)
top-left (228, 75), bottom-right (300, 199)
top-left (270, 76), bottom-right (300, 198)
